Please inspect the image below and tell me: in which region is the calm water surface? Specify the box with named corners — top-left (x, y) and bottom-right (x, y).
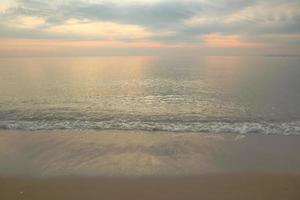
top-left (0, 56), bottom-right (300, 135)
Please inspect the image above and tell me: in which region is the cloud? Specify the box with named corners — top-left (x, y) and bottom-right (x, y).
top-left (45, 18), bottom-right (154, 39)
top-left (202, 33), bottom-right (259, 47)
top-left (0, 0), bottom-right (299, 53)
top-left (0, 0), bottom-right (15, 12)
top-left (4, 0), bottom-right (200, 28)
top-left (3, 15), bottom-right (45, 28)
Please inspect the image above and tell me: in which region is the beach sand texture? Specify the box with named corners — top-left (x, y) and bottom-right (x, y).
top-left (1, 130), bottom-right (300, 199)
top-left (1, 174), bottom-right (300, 200)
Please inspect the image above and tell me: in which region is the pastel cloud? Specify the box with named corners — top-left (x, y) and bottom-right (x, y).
top-left (45, 19), bottom-right (154, 39)
top-left (202, 34), bottom-right (258, 47)
top-left (4, 16), bottom-right (45, 28)
top-left (0, 0), bottom-right (15, 12)
top-left (0, 0), bottom-right (299, 55)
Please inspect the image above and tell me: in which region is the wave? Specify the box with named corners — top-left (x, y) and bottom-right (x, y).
top-left (0, 119), bottom-right (300, 135)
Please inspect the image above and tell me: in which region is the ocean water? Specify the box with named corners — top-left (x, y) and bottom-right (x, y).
top-left (0, 56), bottom-right (300, 135)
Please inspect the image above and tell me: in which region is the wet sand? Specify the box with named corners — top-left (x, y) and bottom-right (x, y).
top-left (1, 173), bottom-right (300, 200)
top-left (0, 130), bottom-right (300, 199)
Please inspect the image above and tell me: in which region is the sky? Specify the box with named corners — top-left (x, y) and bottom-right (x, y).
top-left (0, 0), bottom-right (300, 56)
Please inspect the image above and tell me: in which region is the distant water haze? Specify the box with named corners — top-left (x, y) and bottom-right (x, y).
top-left (0, 56), bottom-right (300, 135)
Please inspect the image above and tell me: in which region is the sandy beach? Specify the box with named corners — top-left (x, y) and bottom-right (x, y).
top-left (1, 0), bottom-right (300, 198)
top-left (1, 173), bottom-right (300, 200)
top-left (1, 130), bottom-right (300, 199)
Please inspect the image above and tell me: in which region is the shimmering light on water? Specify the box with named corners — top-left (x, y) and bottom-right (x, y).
top-left (0, 56), bottom-right (300, 134)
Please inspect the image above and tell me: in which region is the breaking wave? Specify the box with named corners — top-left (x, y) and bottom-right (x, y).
top-left (1, 118), bottom-right (300, 135)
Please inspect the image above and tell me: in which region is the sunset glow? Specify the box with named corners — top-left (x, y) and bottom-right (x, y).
top-left (0, 0), bottom-right (299, 56)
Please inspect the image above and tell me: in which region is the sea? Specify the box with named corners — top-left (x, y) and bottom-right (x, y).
top-left (1, 55), bottom-right (300, 135)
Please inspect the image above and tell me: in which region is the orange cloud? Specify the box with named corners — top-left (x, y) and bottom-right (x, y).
top-left (0, 38), bottom-right (184, 54)
top-left (0, 38), bottom-right (162, 50)
top-left (0, 37), bottom-right (197, 51)
top-left (202, 33), bottom-right (258, 47)
top-left (45, 19), bottom-right (153, 39)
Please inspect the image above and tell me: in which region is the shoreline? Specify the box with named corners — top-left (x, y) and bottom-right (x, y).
top-left (1, 130), bottom-right (300, 176)
top-left (1, 173), bottom-right (300, 200)
top-left (1, 130), bottom-right (300, 199)
top-left (2, 128), bottom-right (300, 136)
